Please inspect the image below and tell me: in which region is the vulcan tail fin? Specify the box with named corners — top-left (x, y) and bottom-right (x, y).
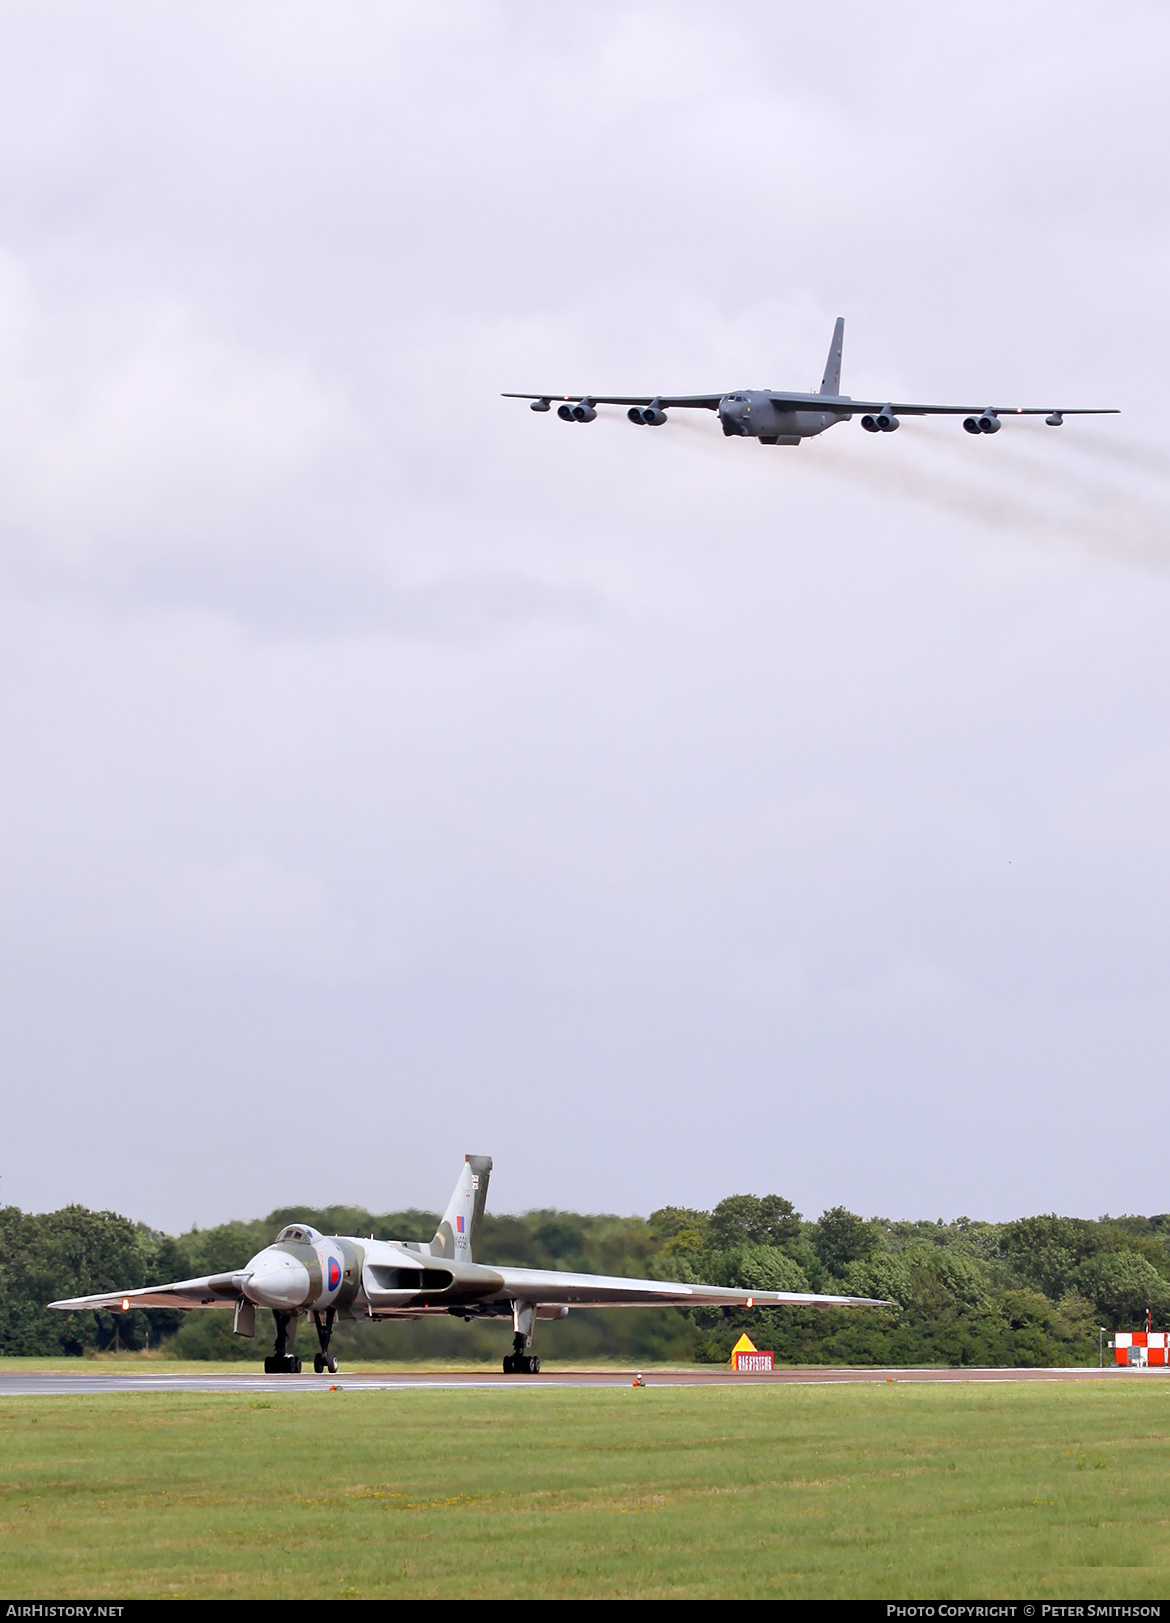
top-left (431, 1155), bottom-right (493, 1264)
top-left (819, 316), bottom-right (844, 395)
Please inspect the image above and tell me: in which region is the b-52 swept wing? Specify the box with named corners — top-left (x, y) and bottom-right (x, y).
top-left (504, 318), bottom-right (1117, 446)
top-left (51, 1156), bottom-right (888, 1375)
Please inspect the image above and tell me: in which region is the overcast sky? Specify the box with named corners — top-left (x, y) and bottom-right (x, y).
top-left (1, 3), bottom-right (1168, 1231)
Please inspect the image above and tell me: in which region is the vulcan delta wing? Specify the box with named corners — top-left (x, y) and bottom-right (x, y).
top-left (50, 1156), bottom-right (889, 1375)
top-left (504, 317), bottom-right (1117, 446)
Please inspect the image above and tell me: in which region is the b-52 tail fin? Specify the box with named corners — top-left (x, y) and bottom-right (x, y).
top-left (431, 1154), bottom-right (493, 1264)
top-left (819, 316), bottom-right (845, 396)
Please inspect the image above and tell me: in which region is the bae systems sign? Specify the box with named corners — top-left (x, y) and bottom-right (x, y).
top-left (733, 1351), bottom-right (774, 1372)
top-left (729, 1333), bottom-right (773, 1372)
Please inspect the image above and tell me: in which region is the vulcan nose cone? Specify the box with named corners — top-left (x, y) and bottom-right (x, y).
top-left (243, 1249), bottom-right (312, 1310)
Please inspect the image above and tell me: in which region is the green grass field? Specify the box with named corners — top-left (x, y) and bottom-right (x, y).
top-left (3, 1382), bottom-right (1169, 1598)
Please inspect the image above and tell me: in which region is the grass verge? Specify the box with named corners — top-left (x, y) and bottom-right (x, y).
top-left (2, 1382), bottom-right (1167, 1598)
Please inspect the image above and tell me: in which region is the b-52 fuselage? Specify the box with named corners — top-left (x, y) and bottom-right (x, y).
top-left (51, 1156), bottom-right (888, 1375)
top-left (504, 318), bottom-right (1116, 445)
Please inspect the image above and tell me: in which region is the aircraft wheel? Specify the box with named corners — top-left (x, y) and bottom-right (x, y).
top-left (263, 1354), bottom-right (302, 1374)
top-left (314, 1353), bottom-right (325, 1374)
top-left (327, 1353), bottom-right (339, 1374)
top-left (529, 1356), bottom-right (541, 1374)
top-left (503, 1354), bottom-right (515, 1374)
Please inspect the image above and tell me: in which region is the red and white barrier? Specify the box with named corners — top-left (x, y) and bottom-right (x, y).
top-left (1114, 1331), bottom-right (1167, 1367)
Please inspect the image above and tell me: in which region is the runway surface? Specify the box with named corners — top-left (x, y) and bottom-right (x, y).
top-left (0, 1365), bottom-right (1152, 1395)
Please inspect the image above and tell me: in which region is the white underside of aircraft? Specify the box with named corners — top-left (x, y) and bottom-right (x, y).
top-left (50, 1156), bottom-right (889, 1374)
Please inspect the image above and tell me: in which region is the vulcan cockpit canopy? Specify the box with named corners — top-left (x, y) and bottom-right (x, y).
top-left (274, 1224), bottom-right (322, 1244)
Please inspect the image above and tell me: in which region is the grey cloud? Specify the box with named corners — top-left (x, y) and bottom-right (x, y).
top-left (0, 3), bottom-right (1168, 1230)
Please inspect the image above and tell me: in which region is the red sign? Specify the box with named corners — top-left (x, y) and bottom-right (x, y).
top-left (733, 1351), bottom-right (774, 1372)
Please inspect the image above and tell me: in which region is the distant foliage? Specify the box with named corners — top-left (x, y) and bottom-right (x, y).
top-left (6, 1194), bottom-right (1170, 1366)
top-left (0, 1205), bottom-right (184, 1356)
top-left (814, 1206), bottom-right (881, 1270)
top-left (708, 1195), bottom-right (802, 1251)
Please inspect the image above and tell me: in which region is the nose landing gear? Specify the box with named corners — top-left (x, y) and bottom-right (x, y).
top-left (263, 1310), bottom-right (302, 1374)
top-left (312, 1307), bottom-right (339, 1375)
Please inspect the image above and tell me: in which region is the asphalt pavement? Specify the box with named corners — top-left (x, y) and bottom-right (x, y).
top-left (0, 1365), bottom-right (1151, 1395)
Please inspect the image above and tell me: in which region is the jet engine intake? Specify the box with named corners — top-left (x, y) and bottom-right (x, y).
top-left (875, 407), bottom-right (899, 432)
top-left (860, 415), bottom-right (880, 432)
top-left (571, 399), bottom-right (597, 422)
top-left (976, 411), bottom-right (1000, 434)
top-left (368, 1265), bottom-right (454, 1293)
top-left (557, 404), bottom-right (574, 420)
top-left (641, 401), bottom-right (667, 426)
top-left (963, 417), bottom-right (982, 434)
top-left (628, 407), bottom-right (646, 424)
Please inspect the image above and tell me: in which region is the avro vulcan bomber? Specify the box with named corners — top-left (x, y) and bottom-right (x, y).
top-left (51, 1157), bottom-right (888, 1374)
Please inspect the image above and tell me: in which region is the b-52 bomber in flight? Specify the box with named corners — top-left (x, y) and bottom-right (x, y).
top-left (504, 318), bottom-right (1117, 446)
top-left (51, 1156), bottom-right (888, 1375)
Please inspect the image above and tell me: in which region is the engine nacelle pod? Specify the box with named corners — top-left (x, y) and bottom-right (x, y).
top-left (875, 408), bottom-right (899, 432)
top-left (558, 404), bottom-right (574, 421)
top-left (628, 407), bottom-right (646, 424)
top-left (571, 400), bottom-right (597, 422)
top-left (860, 415), bottom-right (880, 433)
top-left (642, 407), bottom-right (667, 426)
top-left (963, 416), bottom-right (982, 435)
top-left (530, 398), bottom-right (551, 413)
top-left (976, 412), bottom-right (1001, 434)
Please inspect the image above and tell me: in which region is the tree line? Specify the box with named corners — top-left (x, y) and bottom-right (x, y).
top-left (3, 1194), bottom-right (1169, 1365)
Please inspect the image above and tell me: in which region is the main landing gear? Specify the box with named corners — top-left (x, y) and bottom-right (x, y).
top-left (502, 1303), bottom-right (541, 1375)
top-left (503, 1332), bottom-right (540, 1375)
top-left (263, 1310), bottom-right (302, 1374)
top-left (312, 1307), bottom-right (339, 1375)
top-left (261, 1308), bottom-right (341, 1375)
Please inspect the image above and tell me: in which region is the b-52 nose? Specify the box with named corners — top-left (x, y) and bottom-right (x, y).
top-left (718, 396), bottom-right (748, 436)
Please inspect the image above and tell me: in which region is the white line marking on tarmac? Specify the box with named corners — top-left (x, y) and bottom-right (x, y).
top-left (0, 1366), bottom-right (1150, 1396)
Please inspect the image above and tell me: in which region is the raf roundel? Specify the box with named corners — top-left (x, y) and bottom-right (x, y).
top-left (327, 1257), bottom-right (342, 1292)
